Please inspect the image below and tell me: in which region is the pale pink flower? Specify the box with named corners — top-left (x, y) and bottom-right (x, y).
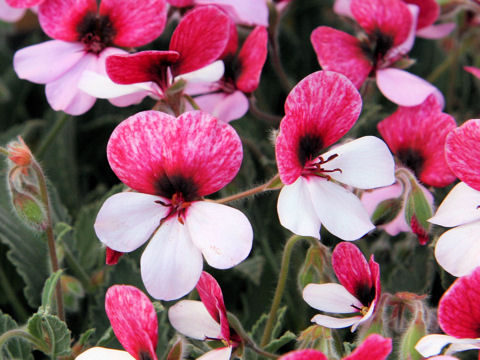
top-left (13, 0), bottom-right (167, 115)
top-left (303, 242), bottom-right (381, 331)
top-left (275, 70), bottom-right (394, 240)
top-left (0, 0), bottom-right (26, 22)
top-left (94, 110), bottom-right (253, 300)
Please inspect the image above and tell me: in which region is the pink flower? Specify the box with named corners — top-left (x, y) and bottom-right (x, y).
top-left (80, 6), bottom-right (230, 110)
top-left (76, 285), bottom-right (158, 360)
top-left (1, 0), bottom-right (27, 22)
top-left (280, 334), bottom-right (392, 360)
top-left (275, 70), bottom-right (394, 240)
top-left (13, 0), bottom-right (167, 115)
top-left (187, 25), bottom-right (268, 122)
top-left (429, 119), bottom-right (480, 277)
top-left (168, 272), bottom-right (240, 360)
top-left (465, 66), bottom-right (480, 81)
top-left (415, 267), bottom-right (480, 357)
top-left (303, 242), bottom-right (381, 331)
top-left (94, 110), bottom-right (253, 300)
top-left (312, 0), bottom-right (443, 107)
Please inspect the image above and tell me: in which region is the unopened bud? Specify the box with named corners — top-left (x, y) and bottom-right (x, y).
top-left (371, 197), bottom-right (403, 226)
top-left (297, 325), bottom-right (338, 358)
top-left (10, 188), bottom-right (47, 231)
top-left (405, 181), bottom-right (433, 245)
top-left (298, 244), bottom-right (329, 290)
top-left (399, 308), bottom-right (427, 360)
top-left (7, 136), bottom-right (33, 169)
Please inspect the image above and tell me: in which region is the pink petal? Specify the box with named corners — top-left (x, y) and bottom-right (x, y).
top-left (38, 0), bottom-right (97, 41)
top-left (76, 347), bottom-right (136, 360)
top-left (438, 267), bottom-right (480, 338)
top-left (99, 0), bottom-right (167, 47)
top-left (220, 19), bottom-right (238, 58)
top-left (0, 0), bottom-right (25, 21)
top-left (321, 136), bottom-right (395, 189)
top-left (14, 40), bottom-right (85, 84)
top-left (384, 4), bottom-right (418, 60)
top-left (376, 68), bottom-right (444, 107)
top-left (186, 202), bottom-right (253, 269)
top-left (197, 347), bottom-right (232, 360)
top-left (107, 110), bottom-right (243, 197)
top-left (105, 247), bottom-right (123, 265)
top-left (279, 349), bottom-right (328, 360)
top-left (168, 300), bottom-right (222, 340)
top-left (140, 218), bottom-right (203, 300)
top-left (333, 0), bottom-right (353, 18)
top-left (445, 119), bottom-right (480, 191)
top-left (193, 91), bottom-right (249, 123)
top-left (344, 334), bottom-right (392, 360)
top-left (404, 0), bottom-right (439, 29)
top-left (416, 23), bottom-right (455, 39)
top-left (168, 0), bottom-right (193, 5)
top-left (276, 71), bottom-right (362, 185)
top-left (94, 192), bottom-right (168, 252)
top-left (465, 66), bottom-right (480, 80)
top-left (303, 283), bottom-right (363, 314)
top-left (6, 0), bottom-right (43, 7)
top-left (170, 6), bottom-right (229, 76)
top-left (378, 94), bottom-right (456, 187)
top-left (311, 314), bottom-right (362, 329)
top-left (195, 0), bottom-right (269, 26)
top-left (196, 272), bottom-right (230, 341)
top-left (235, 26), bottom-right (268, 93)
top-left (351, 0), bottom-right (413, 47)
top-left (105, 285), bottom-right (158, 360)
top-left (311, 26), bottom-right (372, 89)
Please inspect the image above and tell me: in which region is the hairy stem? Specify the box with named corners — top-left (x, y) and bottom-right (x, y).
top-left (215, 175), bottom-right (281, 204)
top-left (36, 113), bottom-right (69, 158)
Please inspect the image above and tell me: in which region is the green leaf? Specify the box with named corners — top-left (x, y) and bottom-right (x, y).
top-left (40, 270), bottom-right (64, 315)
top-left (249, 313), bottom-right (268, 344)
top-left (77, 328), bottom-right (95, 348)
top-left (271, 306), bottom-right (288, 340)
top-left (264, 331), bottom-right (296, 353)
top-left (0, 311), bottom-right (33, 360)
top-left (166, 338), bottom-right (183, 360)
top-left (27, 313), bottom-right (71, 357)
top-left (233, 255), bottom-right (265, 286)
top-left (404, 182), bottom-right (432, 232)
top-left (371, 198), bottom-right (403, 226)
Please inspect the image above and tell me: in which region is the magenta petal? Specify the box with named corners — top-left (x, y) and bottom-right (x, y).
top-left (279, 349), bottom-right (328, 360)
top-left (236, 26), bottom-right (268, 93)
top-left (343, 334), bottom-right (392, 360)
top-left (465, 66), bottom-right (480, 80)
top-left (404, 0), bottom-right (439, 29)
top-left (99, 0), bottom-right (167, 47)
top-left (351, 0), bottom-right (413, 47)
top-left (168, 0), bottom-right (193, 5)
top-left (6, 0), bottom-right (43, 7)
top-left (170, 6), bottom-right (229, 76)
top-left (38, 0), bottom-right (97, 41)
top-left (196, 272), bottom-right (230, 341)
top-left (105, 285), bottom-right (158, 360)
top-left (276, 71), bottom-right (362, 185)
top-left (445, 119), bottom-right (480, 191)
top-left (311, 26), bottom-right (372, 89)
top-left (195, 0), bottom-right (269, 26)
top-left (107, 110), bottom-right (243, 196)
top-left (438, 267), bottom-right (480, 338)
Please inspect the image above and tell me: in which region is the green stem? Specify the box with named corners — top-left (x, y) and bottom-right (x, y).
top-left (62, 242), bottom-right (93, 293)
top-left (183, 94), bottom-right (201, 110)
top-left (32, 162), bottom-right (65, 322)
top-left (36, 113), bottom-right (69, 158)
top-left (215, 175), bottom-right (281, 204)
top-left (0, 329), bottom-right (47, 353)
top-left (248, 98), bottom-right (282, 126)
top-left (268, 27), bottom-right (293, 93)
top-left (0, 266), bottom-right (28, 322)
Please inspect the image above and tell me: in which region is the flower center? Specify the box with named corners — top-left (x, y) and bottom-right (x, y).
top-left (351, 304), bottom-right (370, 316)
top-left (396, 148), bottom-right (424, 179)
top-left (77, 12), bottom-right (116, 54)
top-left (156, 192), bottom-right (191, 225)
top-left (303, 153), bottom-right (342, 180)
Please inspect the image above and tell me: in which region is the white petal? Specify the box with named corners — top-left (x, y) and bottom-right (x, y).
top-left (311, 314), bottom-right (362, 329)
top-left (306, 178), bottom-right (374, 241)
top-left (168, 300), bottom-right (221, 340)
top-left (303, 283), bottom-right (363, 313)
top-left (75, 347), bottom-right (135, 360)
top-left (186, 201), bottom-right (253, 269)
top-left (415, 335), bottom-right (476, 357)
top-left (277, 177), bottom-right (321, 239)
top-left (178, 61), bottom-right (225, 83)
top-left (429, 182), bottom-right (480, 227)
top-left (353, 301), bottom-right (376, 331)
top-left (140, 219), bottom-right (203, 300)
top-left (197, 347), bottom-right (232, 360)
top-left (322, 136), bottom-right (395, 189)
top-left (94, 192), bottom-right (167, 252)
top-left (14, 40), bottom-right (85, 84)
top-left (434, 221), bottom-right (480, 277)
top-left (446, 339), bottom-right (480, 354)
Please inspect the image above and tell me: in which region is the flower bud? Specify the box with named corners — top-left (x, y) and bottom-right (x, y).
top-left (399, 308), bottom-right (427, 360)
top-left (404, 180), bottom-right (433, 245)
top-left (10, 187), bottom-right (47, 231)
top-left (371, 197), bottom-right (403, 226)
top-left (7, 136), bottom-right (33, 168)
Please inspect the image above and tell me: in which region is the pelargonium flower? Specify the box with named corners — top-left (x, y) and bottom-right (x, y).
top-left (187, 25), bottom-right (268, 122)
top-left (275, 70), bottom-right (394, 241)
top-left (311, 0), bottom-right (443, 107)
top-left (429, 119), bottom-right (480, 277)
top-left (168, 271), bottom-right (240, 360)
top-left (415, 267), bottom-right (480, 357)
top-left (13, 0), bottom-right (167, 115)
top-left (94, 110), bottom-right (253, 300)
top-left (280, 334), bottom-right (392, 360)
top-left (303, 242), bottom-right (381, 331)
top-left (1, 0), bottom-right (27, 22)
top-left (362, 94), bottom-right (456, 236)
top-left (76, 285), bottom-right (158, 360)
top-left (80, 6), bottom-right (229, 111)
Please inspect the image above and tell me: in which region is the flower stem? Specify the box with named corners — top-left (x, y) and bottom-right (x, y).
top-left (248, 97), bottom-right (283, 125)
top-left (215, 175), bottom-right (281, 204)
top-left (268, 25), bottom-right (293, 93)
top-left (36, 113), bottom-right (69, 158)
top-left (0, 328), bottom-right (47, 353)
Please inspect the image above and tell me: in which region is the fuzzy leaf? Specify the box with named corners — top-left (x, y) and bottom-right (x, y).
top-left (0, 311), bottom-right (33, 360)
top-left (27, 313), bottom-right (71, 357)
top-left (39, 269), bottom-right (64, 314)
top-left (264, 331), bottom-right (296, 353)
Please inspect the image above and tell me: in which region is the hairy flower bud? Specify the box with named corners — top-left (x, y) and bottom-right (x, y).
top-left (10, 187), bottom-right (47, 231)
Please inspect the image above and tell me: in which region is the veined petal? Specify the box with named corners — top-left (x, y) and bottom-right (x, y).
top-left (279, 349), bottom-right (328, 360)
top-left (193, 91), bottom-right (249, 123)
top-left (6, 0), bottom-right (43, 7)
top-left (434, 221), bottom-right (480, 277)
top-left (445, 119), bottom-right (480, 191)
top-left (306, 178), bottom-right (374, 241)
top-left (197, 347), bottom-right (232, 360)
top-left (303, 283), bottom-right (363, 313)
top-left (344, 334), bottom-right (392, 360)
top-left (404, 0), bottom-right (439, 29)
top-left (322, 136), bottom-right (395, 189)
top-left (14, 40), bottom-right (85, 84)
top-left (311, 314), bottom-right (362, 329)
top-left (416, 23), bottom-right (455, 39)
top-left (105, 285), bottom-right (157, 360)
top-left (195, 0), bottom-right (269, 26)
top-left (94, 192), bottom-right (168, 252)
top-left (75, 347), bottom-right (135, 360)
top-left (99, 0), bottom-right (167, 47)
top-left (140, 218), bottom-right (203, 300)
top-left (376, 68), bottom-right (444, 107)
top-left (186, 201), bottom-right (252, 269)
top-left (311, 26), bottom-right (372, 89)
top-left (168, 300), bottom-right (222, 340)
top-left (429, 182), bottom-right (480, 227)
top-left (277, 177), bottom-right (322, 239)
top-left (415, 335), bottom-right (477, 358)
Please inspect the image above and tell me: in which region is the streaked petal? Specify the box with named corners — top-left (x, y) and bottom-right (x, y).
top-left (168, 300), bottom-right (221, 340)
top-left (404, 0), bottom-right (439, 29)
top-left (195, 0), bottom-right (268, 26)
top-left (303, 283), bottom-right (363, 313)
top-left (76, 347), bottom-right (135, 360)
top-left (311, 314), bottom-right (362, 329)
top-left (280, 349), bottom-right (327, 360)
top-left (344, 334), bottom-right (392, 360)
top-left (6, 0), bottom-right (43, 7)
